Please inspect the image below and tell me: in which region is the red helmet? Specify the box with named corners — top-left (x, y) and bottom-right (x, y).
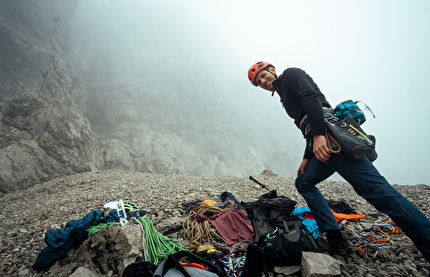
top-left (248, 61), bottom-right (275, 86)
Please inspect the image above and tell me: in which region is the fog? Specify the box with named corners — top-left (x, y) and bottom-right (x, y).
top-left (69, 0), bottom-right (430, 185)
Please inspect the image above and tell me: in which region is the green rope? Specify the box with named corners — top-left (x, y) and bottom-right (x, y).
top-left (87, 222), bottom-right (121, 237)
top-left (85, 217), bottom-right (186, 264)
top-left (137, 217), bottom-right (187, 264)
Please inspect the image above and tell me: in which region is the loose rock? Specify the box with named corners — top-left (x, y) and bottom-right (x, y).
top-left (0, 170), bottom-right (429, 276)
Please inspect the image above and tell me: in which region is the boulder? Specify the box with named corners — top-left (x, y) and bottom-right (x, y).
top-left (154, 216), bottom-right (184, 235)
top-left (77, 223), bottom-right (144, 276)
top-left (69, 266), bottom-right (103, 277)
top-left (301, 251), bottom-right (341, 277)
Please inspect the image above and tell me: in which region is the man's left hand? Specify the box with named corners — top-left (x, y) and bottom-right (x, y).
top-left (297, 159), bottom-right (309, 176)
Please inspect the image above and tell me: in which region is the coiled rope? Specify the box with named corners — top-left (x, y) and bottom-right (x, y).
top-left (137, 217), bottom-right (187, 264)
top-left (183, 204), bottom-right (232, 246)
top-left (87, 222), bottom-right (121, 237)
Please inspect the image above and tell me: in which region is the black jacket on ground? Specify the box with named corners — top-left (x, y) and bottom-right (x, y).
top-left (272, 67), bottom-right (331, 159)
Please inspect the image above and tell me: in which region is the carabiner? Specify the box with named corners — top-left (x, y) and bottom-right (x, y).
top-left (267, 227), bottom-right (278, 239)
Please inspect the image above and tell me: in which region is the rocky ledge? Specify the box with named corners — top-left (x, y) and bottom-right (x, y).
top-left (1, 169), bottom-right (429, 276)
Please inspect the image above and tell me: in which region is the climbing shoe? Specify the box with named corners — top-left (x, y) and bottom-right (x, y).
top-left (328, 237), bottom-right (354, 256)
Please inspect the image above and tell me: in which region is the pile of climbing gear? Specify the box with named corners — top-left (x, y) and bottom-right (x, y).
top-left (342, 220), bottom-right (405, 260)
top-left (34, 175), bottom-right (410, 277)
top-left (32, 199), bottom-right (187, 272)
top-left (93, 200), bottom-right (187, 264)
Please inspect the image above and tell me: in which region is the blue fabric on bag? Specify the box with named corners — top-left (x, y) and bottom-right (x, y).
top-left (334, 100), bottom-right (366, 125)
top-left (291, 207), bottom-right (319, 239)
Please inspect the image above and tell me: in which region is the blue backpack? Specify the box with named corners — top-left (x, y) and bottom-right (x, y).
top-left (333, 100), bottom-right (375, 125)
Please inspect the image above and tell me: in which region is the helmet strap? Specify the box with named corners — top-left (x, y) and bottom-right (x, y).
top-left (263, 69), bottom-right (277, 96)
top-left (266, 69), bottom-right (277, 79)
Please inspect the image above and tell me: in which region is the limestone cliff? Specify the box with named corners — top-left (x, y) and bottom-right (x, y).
top-left (0, 1), bottom-right (300, 193)
top-left (0, 0), bottom-right (102, 192)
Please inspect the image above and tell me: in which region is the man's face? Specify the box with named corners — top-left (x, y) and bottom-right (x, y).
top-left (255, 68), bottom-right (277, 91)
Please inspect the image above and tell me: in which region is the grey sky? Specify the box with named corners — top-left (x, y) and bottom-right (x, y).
top-left (192, 0), bottom-right (430, 185)
top-left (71, 0), bottom-right (430, 185)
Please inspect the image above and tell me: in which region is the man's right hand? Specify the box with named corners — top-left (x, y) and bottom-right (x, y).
top-left (313, 135), bottom-right (331, 162)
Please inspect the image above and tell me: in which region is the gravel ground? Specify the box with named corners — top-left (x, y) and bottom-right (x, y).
top-left (1, 169), bottom-right (430, 276)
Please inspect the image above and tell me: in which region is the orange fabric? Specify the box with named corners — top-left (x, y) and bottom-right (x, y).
top-left (192, 199), bottom-right (223, 211)
top-left (180, 263), bottom-right (207, 270)
top-left (331, 209), bottom-right (366, 222)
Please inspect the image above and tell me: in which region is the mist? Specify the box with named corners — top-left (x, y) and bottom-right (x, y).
top-left (69, 0), bottom-right (430, 185)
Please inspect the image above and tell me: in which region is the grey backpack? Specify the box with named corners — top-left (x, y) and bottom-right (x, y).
top-left (153, 251), bottom-right (227, 277)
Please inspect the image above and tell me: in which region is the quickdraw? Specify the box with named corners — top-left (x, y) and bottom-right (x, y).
top-left (219, 248), bottom-right (245, 277)
top-left (371, 222), bottom-right (405, 235)
top-left (342, 221), bottom-right (404, 260)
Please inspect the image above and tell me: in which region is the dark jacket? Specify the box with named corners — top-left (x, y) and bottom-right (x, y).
top-left (32, 210), bottom-right (119, 271)
top-left (272, 68), bottom-right (331, 159)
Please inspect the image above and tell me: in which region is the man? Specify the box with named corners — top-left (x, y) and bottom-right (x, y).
top-left (248, 61), bottom-right (430, 261)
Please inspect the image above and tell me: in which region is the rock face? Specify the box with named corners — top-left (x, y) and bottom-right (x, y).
top-left (0, 1), bottom-right (302, 193)
top-left (0, 0), bottom-right (102, 192)
top-left (66, 1), bottom-right (301, 180)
